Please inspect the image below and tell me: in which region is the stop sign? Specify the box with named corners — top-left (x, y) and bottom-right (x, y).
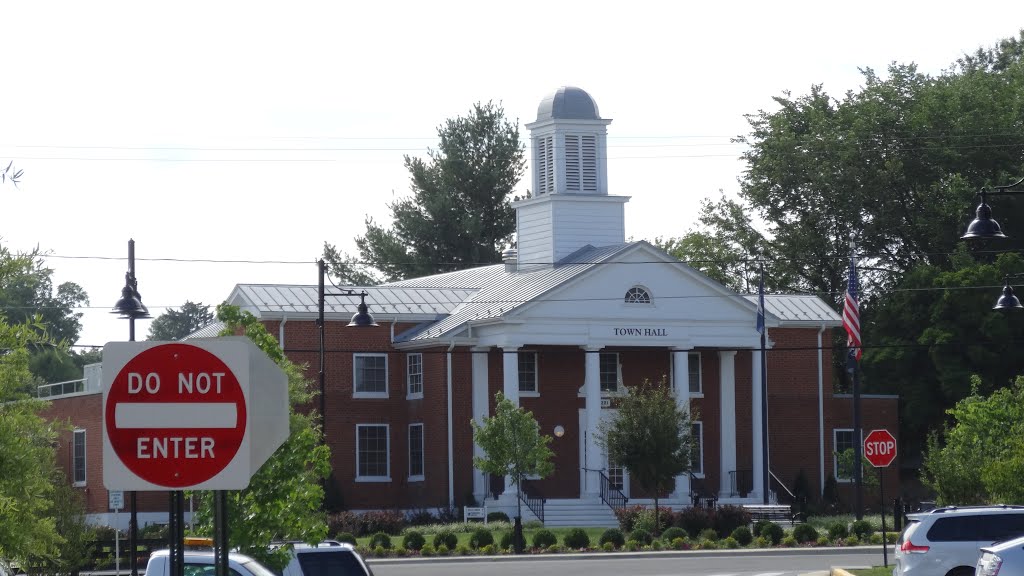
top-left (105, 343), bottom-right (247, 488)
top-left (864, 429), bottom-right (897, 468)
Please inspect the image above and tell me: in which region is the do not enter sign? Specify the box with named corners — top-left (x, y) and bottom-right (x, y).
top-left (103, 338), bottom-right (288, 491)
top-left (864, 429), bottom-right (897, 468)
top-left (105, 343), bottom-right (247, 488)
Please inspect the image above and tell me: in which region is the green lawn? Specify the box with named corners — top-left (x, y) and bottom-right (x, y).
top-left (849, 567), bottom-right (893, 576)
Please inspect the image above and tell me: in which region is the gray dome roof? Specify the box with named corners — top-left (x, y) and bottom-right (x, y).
top-left (536, 86), bottom-right (600, 121)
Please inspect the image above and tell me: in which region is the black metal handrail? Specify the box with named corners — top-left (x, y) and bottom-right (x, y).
top-left (768, 469), bottom-right (796, 503)
top-left (519, 480), bottom-right (545, 523)
top-left (728, 469), bottom-right (753, 497)
top-left (598, 470), bottom-right (628, 511)
top-left (689, 472), bottom-right (718, 508)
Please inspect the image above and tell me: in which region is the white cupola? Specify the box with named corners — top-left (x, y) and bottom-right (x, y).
top-left (513, 87), bottom-right (630, 269)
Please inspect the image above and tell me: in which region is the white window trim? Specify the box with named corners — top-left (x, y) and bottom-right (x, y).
top-left (356, 424), bottom-right (390, 482)
top-left (353, 353), bottom-right (389, 399)
top-left (691, 421), bottom-right (704, 478)
top-left (406, 353), bottom-right (423, 400)
top-left (72, 429), bottom-right (87, 487)
top-left (833, 428), bottom-right (859, 483)
top-left (623, 286), bottom-right (653, 305)
top-left (408, 423), bottom-right (425, 482)
top-left (599, 352), bottom-right (622, 395)
top-left (688, 352), bottom-right (703, 397)
top-left (518, 351), bottom-right (539, 397)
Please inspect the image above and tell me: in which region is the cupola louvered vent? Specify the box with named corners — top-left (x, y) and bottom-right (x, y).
top-left (581, 135), bottom-right (598, 192)
top-left (565, 135), bottom-right (580, 191)
top-left (535, 136), bottom-right (554, 194)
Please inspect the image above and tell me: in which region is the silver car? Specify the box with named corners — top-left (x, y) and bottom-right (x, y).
top-left (977, 534), bottom-right (1024, 576)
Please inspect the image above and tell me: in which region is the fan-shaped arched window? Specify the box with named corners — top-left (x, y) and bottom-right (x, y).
top-left (624, 286), bottom-right (651, 304)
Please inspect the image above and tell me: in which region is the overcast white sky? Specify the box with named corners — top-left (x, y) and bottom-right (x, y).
top-left (1, 1), bottom-right (1022, 350)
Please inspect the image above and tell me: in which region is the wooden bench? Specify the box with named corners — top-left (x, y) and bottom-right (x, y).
top-left (743, 504), bottom-right (797, 525)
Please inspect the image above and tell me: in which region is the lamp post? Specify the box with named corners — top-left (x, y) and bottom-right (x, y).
top-left (316, 260), bottom-right (376, 499)
top-left (110, 239), bottom-right (151, 576)
top-left (961, 176), bottom-right (1024, 240)
top-left (992, 274), bottom-right (1024, 310)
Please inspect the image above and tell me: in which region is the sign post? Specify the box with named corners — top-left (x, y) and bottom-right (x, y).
top-left (109, 491), bottom-right (123, 575)
top-left (864, 429), bottom-right (897, 568)
top-left (103, 338), bottom-right (288, 576)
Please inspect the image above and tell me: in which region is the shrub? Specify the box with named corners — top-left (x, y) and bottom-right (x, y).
top-left (432, 530), bottom-right (457, 550)
top-left (792, 523), bottom-right (819, 543)
top-left (782, 536), bottom-right (797, 547)
top-left (869, 533), bottom-right (883, 545)
top-left (661, 527), bottom-right (687, 542)
top-left (671, 537), bottom-right (688, 550)
top-left (369, 532), bottom-right (392, 549)
top-left (762, 522), bottom-right (784, 545)
top-left (752, 520), bottom-right (773, 537)
top-left (827, 521), bottom-right (849, 541)
top-left (602, 541), bottom-right (615, 552)
top-left (754, 535), bottom-right (770, 548)
top-left (469, 528), bottom-right (493, 549)
top-left (599, 528), bottom-right (625, 548)
top-left (698, 528), bottom-right (719, 542)
top-left (487, 511), bottom-right (510, 523)
top-left (140, 523), bottom-right (167, 539)
top-left (723, 537), bottom-right (739, 549)
top-left (651, 539), bottom-right (664, 551)
top-left (373, 545), bottom-right (388, 557)
top-left (455, 544), bottom-right (471, 556)
top-left (524, 520), bottom-right (545, 530)
top-left (851, 519), bottom-right (873, 540)
top-left (481, 544), bottom-right (496, 555)
top-left (436, 544), bottom-right (450, 556)
top-left (335, 532), bottom-right (356, 545)
top-left (628, 528), bottom-right (653, 545)
top-left (817, 536), bottom-right (830, 546)
top-left (402, 530), bottom-right (425, 551)
top-left (614, 505), bottom-right (646, 532)
top-left (676, 506), bottom-right (715, 538)
top-left (624, 540), bottom-right (640, 551)
top-left (699, 539), bottom-right (718, 550)
top-left (420, 544), bottom-right (435, 557)
top-left (532, 529), bottom-right (557, 549)
top-left (546, 543), bottom-right (563, 553)
top-left (499, 532), bottom-right (514, 550)
top-left (844, 535), bottom-right (859, 546)
top-left (713, 505), bottom-right (752, 538)
top-left (562, 528), bottom-right (590, 549)
top-left (730, 526), bottom-right (753, 546)
top-left (407, 508), bottom-right (435, 526)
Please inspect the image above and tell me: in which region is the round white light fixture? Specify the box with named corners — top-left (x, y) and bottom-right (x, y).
top-left (554, 425), bottom-right (565, 438)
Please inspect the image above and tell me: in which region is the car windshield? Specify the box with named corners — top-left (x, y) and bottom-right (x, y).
top-left (240, 560), bottom-right (278, 576)
top-left (296, 551), bottom-right (367, 576)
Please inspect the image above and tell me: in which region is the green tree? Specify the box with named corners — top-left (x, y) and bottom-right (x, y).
top-left (325, 101), bottom-right (526, 283)
top-left (0, 314), bottom-right (61, 568)
top-left (189, 304), bottom-right (331, 571)
top-left (470, 392), bottom-right (554, 549)
top-left (25, 471), bottom-right (95, 576)
top-left (147, 301), bottom-right (215, 341)
top-left (598, 379), bottom-right (692, 535)
top-left (922, 375), bottom-right (1024, 505)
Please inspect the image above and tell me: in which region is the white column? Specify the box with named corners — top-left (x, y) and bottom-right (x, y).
top-left (752, 347), bottom-right (764, 500)
top-left (501, 346), bottom-right (520, 496)
top-left (719, 351), bottom-right (737, 497)
top-left (583, 346), bottom-right (602, 498)
top-left (671, 348), bottom-right (691, 500)
top-left (471, 346), bottom-right (490, 502)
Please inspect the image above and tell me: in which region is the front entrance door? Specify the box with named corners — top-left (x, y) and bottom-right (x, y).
top-left (579, 409), bottom-right (629, 498)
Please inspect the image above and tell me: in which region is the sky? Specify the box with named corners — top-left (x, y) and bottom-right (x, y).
top-left (1, 1), bottom-right (1022, 351)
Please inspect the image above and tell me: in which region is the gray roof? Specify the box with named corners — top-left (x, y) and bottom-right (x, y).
top-left (229, 284), bottom-right (478, 319)
top-left (395, 243), bottom-right (632, 342)
top-left (742, 294), bottom-right (842, 326)
top-left (183, 321), bottom-right (226, 340)
top-left (536, 86), bottom-right (601, 121)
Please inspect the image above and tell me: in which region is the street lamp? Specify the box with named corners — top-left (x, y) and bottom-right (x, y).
top-left (992, 274), bottom-right (1024, 310)
top-left (110, 239), bottom-right (151, 576)
top-left (316, 259), bottom-right (376, 468)
top-left (961, 176), bottom-right (1024, 240)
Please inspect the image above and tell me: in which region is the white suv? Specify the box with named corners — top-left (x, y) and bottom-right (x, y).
top-left (280, 542), bottom-right (373, 576)
top-left (145, 548), bottom-right (278, 576)
top-left (893, 505), bottom-right (1024, 576)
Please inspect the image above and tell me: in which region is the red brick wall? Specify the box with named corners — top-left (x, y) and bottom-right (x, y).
top-left (826, 395), bottom-right (901, 509)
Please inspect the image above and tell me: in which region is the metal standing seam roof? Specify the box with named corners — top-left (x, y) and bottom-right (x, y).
top-left (742, 294), bottom-right (842, 326)
top-left (395, 243), bottom-right (632, 342)
top-left (182, 321), bottom-right (226, 340)
top-left (231, 284), bottom-right (478, 318)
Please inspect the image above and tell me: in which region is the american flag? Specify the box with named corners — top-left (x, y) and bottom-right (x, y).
top-left (843, 256), bottom-right (862, 362)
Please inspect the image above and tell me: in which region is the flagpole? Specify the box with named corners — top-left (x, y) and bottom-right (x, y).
top-left (759, 260), bottom-right (769, 505)
top-left (848, 237), bottom-right (864, 521)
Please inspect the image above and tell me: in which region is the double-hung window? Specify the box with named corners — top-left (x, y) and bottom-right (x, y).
top-left (408, 424), bottom-right (424, 481)
top-left (406, 353), bottom-right (423, 399)
top-left (354, 353), bottom-right (388, 398)
top-left (834, 429), bottom-right (855, 482)
top-left (688, 352), bottom-right (702, 394)
top-left (690, 422), bottom-right (704, 477)
top-left (599, 353), bottom-right (620, 393)
top-left (72, 429), bottom-right (86, 486)
top-left (356, 424), bottom-right (390, 481)
top-left (518, 352), bottom-right (538, 394)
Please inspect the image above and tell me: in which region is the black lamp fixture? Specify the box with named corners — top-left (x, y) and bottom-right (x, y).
top-left (110, 239), bottom-right (151, 576)
top-left (993, 274), bottom-right (1024, 310)
top-left (961, 176), bottom-right (1024, 240)
top-left (317, 259), bottom-right (377, 441)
